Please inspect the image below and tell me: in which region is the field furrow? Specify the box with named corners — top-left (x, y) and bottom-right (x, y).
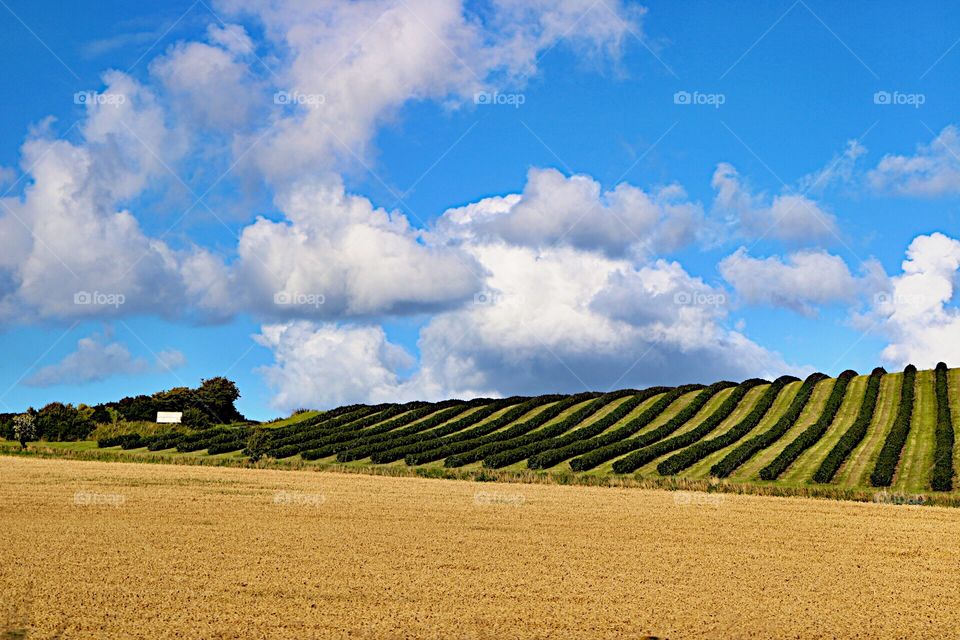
top-left (835, 373), bottom-right (902, 488)
top-left (894, 369), bottom-right (937, 492)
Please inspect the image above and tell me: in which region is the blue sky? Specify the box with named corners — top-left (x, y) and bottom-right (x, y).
top-left (1, 0), bottom-right (959, 419)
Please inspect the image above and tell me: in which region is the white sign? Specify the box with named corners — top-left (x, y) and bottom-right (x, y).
top-left (157, 411), bottom-right (183, 424)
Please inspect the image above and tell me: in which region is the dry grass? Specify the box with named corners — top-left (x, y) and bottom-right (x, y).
top-left (3, 458), bottom-right (960, 639)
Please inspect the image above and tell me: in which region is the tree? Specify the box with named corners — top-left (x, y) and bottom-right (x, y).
top-left (35, 403), bottom-right (95, 441)
top-left (13, 413), bottom-right (36, 449)
top-left (245, 428), bottom-right (270, 463)
top-left (197, 377), bottom-right (243, 423)
top-left (181, 407), bottom-right (211, 429)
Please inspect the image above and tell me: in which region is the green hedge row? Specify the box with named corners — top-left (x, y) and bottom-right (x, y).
top-left (567, 383), bottom-right (717, 472)
top-left (368, 398), bottom-right (526, 464)
top-left (177, 428), bottom-right (249, 453)
top-left (443, 393), bottom-right (600, 467)
top-left (527, 386), bottom-right (695, 470)
top-left (480, 391), bottom-right (638, 469)
top-left (710, 373), bottom-right (828, 478)
top-left (656, 376), bottom-right (799, 476)
top-left (869, 365), bottom-right (917, 487)
top-left (266, 404), bottom-right (403, 454)
top-left (97, 434), bottom-right (144, 448)
top-left (932, 362), bottom-right (955, 491)
top-left (758, 370), bottom-right (857, 481)
top-left (612, 380), bottom-right (765, 474)
top-left (811, 367), bottom-right (886, 484)
top-left (298, 401), bottom-right (459, 461)
top-left (403, 395), bottom-right (569, 466)
top-left (525, 387), bottom-right (670, 470)
top-left (335, 401), bottom-right (481, 462)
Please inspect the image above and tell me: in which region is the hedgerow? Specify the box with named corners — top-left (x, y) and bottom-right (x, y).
top-left (367, 398), bottom-right (528, 464)
top-left (266, 405), bottom-right (399, 454)
top-left (177, 428), bottom-right (250, 453)
top-left (710, 372), bottom-right (828, 478)
top-left (335, 402), bottom-right (479, 462)
top-left (403, 395), bottom-right (569, 466)
top-left (932, 362), bottom-right (955, 491)
top-left (299, 401), bottom-right (464, 461)
top-left (443, 393), bottom-right (600, 467)
top-left (870, 364), bottom-right (918, 487)
top-left (758, 370), bottom-right (857, 481)
top-left (612, 379), bottom-right (765, 474)
top-left (657, 376), bottom-right (799, 476)
top-left (97, 433), bottom-right (144, 448)
top-left (524, 387), bottom-right (670, 470)
top-left (567, 383), bottom-right (719, 473)
top-left (480, 391), bottom-right (640, 469)
top-left (812, 367), bottom-right (886, 484)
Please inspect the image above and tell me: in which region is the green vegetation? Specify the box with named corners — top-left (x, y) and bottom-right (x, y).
top-left (8, 364), bottom-right (960, 501)
top-left (870, 365), bottom-right (918, 487)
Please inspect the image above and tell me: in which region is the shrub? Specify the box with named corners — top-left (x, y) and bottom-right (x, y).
top-left (404, 395), bottom-right (568, 466)
top-left (710, 372), bottom-right (828, 478)
top-left (245, 428), bottom-right (271, 462)
top-left (337, 401), bottom-right (487, 462)
top-left (567, 384), bottom-right (712, 472)
top-left (443, 393), bottom-right (599, 467)
top-left (525, 387), bottom-right (670, 470)
top-left (812, 367), bottom-right (886, 484)
top-left (12, 414), bottom-right (36, 449)
top-left (870, 365), bottom-right (917, 487)
top-left (657, 376), bottom-right (799, 476)
top-left (369, 398), bottom-right (529, 464)
top-left (481, 391), bottom-right (639, 469)
top-left (758, 370), bottom-right (857, 481)
top-left (612, 379), bottom-right (765, 474)
top-left (182, 407), bottom-right (212, 429)
top-left (931, 362), bottom-right (954, 491)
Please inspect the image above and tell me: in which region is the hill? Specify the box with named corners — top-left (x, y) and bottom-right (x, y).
top-left (54, 362), bottom-right (960, 499)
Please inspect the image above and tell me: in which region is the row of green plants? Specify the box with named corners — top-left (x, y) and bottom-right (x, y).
top-left (486, 387), bottom-right (670, 470)
top-left (478, 391), bottom-right (638, 469)
top-left (269, 405), bottom-right (419, 458)
top-left (367, 399), bottom-right (525, 463)
top-left (811, 368), bottom-right (886, 484)
top-left (656, 376), bottom-right (799, 475)
top-left (758, 370), bottom-right (857, 481)
top-left (710, 373), bottom-right (828, 478)
top-left (443, 394), bottom-right (600, 467)
top-left (568, 384), bottom-right (716, 472)
top-left (869, 365), bottom-right (917, 487)
top-left (612, 379), bottom-right (766, 474)
top-left (526, 386), bottom-right (688, 470)
top-left (932, 362), bottom-right (956, 491)
top-left (335, 402), bottom-right (484, 462)
top-left (403, 395), bottom-right (569, 466)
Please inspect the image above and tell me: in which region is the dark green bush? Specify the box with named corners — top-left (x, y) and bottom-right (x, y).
top-left (710, 372), bottom-right (828, 478)
top-left (758, 370), bottom-right (857, 481)
top-left (870, 365), bottom-right (917, 487)
top-left (657, 376), bottom-right (799, 476)
top-left (443, 393), bottom-right (599, 467)
top-left (403, 395), bottom-right (567, 466)
top-left (931, 362), bottom-right (954, 491)
top-left (612, 379), bottom-right (767, 474)
top-left (524, 387), bottom-right (670, 470)
top-left (567, 383), bottom-right (712, 472)
top-left (812, 367), bottom-right (885, 484)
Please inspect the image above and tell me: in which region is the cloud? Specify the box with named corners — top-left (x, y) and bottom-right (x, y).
top-left (863, 233), bottom-right (960, 367)
top-left (436, 167), bottom-right (703, 257)
top-left (213, 0), bottom-right (643, 185)
top-left (234, 177), bottom-right (483, 319)
top-left (868, 125), bottom-right (960, 197)
top-left (719, 248), bottom-right (861, 315)
top-left (711, 162), bottom-right (840, 243)
top-left (25, 334), bottom-right (185, 387)
top-left (798, 139), bottom-right (867, 195)
top-left (255, 239), bottom-right (801, 408)
top-left (254, 321), bottom-right (418, 410)
top-left (150, 24), bottom-right (262, 131)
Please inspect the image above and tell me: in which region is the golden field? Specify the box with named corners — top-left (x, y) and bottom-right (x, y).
top-left (2, 457), bottom-right (960, 639)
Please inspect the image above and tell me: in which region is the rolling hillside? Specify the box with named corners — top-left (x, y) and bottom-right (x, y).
top-left (72, 363), bottom-right (960, 496)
